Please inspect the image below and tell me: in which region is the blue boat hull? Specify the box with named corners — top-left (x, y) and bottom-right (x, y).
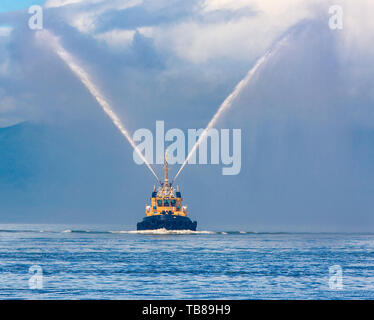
top-left (137, 214), bottom-right (197, 231)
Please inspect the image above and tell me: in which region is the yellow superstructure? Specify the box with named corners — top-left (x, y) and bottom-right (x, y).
top-left (145, 151), bottom-right (188, 217)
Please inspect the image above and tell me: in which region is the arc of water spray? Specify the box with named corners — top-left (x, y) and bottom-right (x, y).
top-left (172, 36), bottom-right (289, 183)
top-left (36, 30), bottom-right (160, 183)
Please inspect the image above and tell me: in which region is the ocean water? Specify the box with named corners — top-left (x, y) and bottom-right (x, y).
top-left (0, 224), bottom-right (373, 299)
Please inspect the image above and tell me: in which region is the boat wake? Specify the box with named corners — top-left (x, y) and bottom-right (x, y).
top-left (109, 228), bottom-right (215, 235)
top-left (0, 228), bottom-right (300, 235)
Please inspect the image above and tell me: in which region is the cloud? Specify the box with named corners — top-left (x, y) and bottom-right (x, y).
top-left (53, 0), bottom-right (143, 33)
top-left (94, 28), bottom-right (136, 49)
top-left (0, 26), bottom-right (13, 77)
top-left (45, 0), bottom-right (91, 9)
top-left (201, 0), bottom-right (253, 12)
top-left (0, 88), bottom-right (25, 127)
top-left (41, 0), bottom-right (374, 67)
top-left (0, 25), bottom-right (12, 37)
top-left (148, 17), bottom-right (284, 63)
top-left (0, 88), bottom-right (16, 112)
top-left (132, 0), bottom-right (374, 65)
top-left (0, 60), bottom-right (9, 75)
top-left (136, 0), bottom-right (317, 63)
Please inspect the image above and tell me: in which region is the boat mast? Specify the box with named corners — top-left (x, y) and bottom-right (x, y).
top-left (164, 150), bottom-right (169, 186)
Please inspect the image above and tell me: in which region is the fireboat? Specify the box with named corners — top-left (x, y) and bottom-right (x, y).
top-left (137, 152), bottom-right (197, 231)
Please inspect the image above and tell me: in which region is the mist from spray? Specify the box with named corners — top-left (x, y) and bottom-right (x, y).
top-left (36, 30), bottom-right (160, 182)
top-left (173, 36), bottom-right (289, 182)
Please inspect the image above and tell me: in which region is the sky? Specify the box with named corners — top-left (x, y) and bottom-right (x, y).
top-left (0, 0), bottom-right (373, 231)
top-left (0, 1), bottom-right (46, 13)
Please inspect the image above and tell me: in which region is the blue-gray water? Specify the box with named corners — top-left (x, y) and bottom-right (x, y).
top-left (0, 224), bottom-right (373, 299)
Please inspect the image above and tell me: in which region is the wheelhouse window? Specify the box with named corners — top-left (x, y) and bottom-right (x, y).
top-left (170, 200), bottom-right (176, 206)
top-left (164, 200), bottom-right (170, 206)
top-left (157, 200), bottom-right (162, 206)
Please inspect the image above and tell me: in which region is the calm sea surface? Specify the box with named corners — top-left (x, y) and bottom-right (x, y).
top-left (0, 224), bottom-right (373, 299)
